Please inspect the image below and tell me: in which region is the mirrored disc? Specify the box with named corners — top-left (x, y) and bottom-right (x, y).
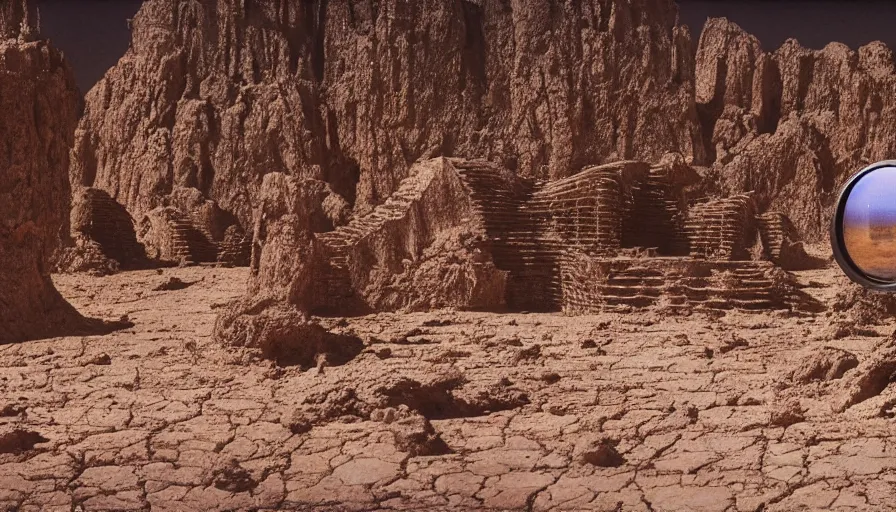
top-left (841, 164), bottom-right (896, 281)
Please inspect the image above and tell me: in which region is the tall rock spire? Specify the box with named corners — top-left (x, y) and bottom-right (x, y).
top-left (0, 0), bottom-right (40, 41)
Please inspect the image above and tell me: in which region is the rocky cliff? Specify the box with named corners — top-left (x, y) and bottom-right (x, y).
top-left (71, 0), bottom-right (704, 233)
top-left (695, 17), bottom-right (896, 240)
top-left (0, 5), bottom-right (90, 342)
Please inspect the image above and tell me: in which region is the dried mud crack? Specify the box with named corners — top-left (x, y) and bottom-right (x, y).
top-left (0, 266), bottom-right (891, 511)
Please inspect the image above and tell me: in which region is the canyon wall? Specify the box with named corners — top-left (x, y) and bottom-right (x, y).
top-left (71, 0), bottom-right (704, 232)
top-left (0, 3), bottom-right (86, 342)
top-left (695, 17), bottom-right (896, 240)
top-left (71, 2), bottom-right (882, 244)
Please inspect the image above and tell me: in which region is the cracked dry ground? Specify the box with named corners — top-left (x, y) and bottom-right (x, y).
top-left (2, 266), bottom-right (896, 511)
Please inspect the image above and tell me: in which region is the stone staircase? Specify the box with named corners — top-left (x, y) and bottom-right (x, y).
top-left (163, 209), bottom-right (218, 264)
top-left (315, 163), bottom-right (450, 312)
top-left (757, 212), bottom-right (791, 261)
top-left (562, 258), bottom-right (789, 314)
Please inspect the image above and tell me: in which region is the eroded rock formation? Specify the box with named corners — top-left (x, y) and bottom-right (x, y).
top-left (71, 0), bottom-right (704, 237)
top-left (695, 17), bottom-right (896, 240)
top-left (213, 172), bottom-right (362, 361)
top-left (0, 7), bottom-right (90, 342)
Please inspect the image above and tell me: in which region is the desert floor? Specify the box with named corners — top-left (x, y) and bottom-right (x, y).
top-left (2, 264), bottom-right (896, 511)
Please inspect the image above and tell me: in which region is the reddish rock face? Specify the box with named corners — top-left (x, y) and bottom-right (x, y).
top-left (71, 0), bottom-right (704, 231)
top-left (695, 17), bottom-right (896, 240)
top-left (212, 172), bottom-right (352, 359)
top-left (0, 7), bottom-right (86, 342)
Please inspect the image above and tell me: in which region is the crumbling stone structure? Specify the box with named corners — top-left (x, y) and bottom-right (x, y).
top-left (685, 194), bottom-right (758, 261)
top-left (757, 212), bottom-right (824, 270)
top-left (216, 225), bottom-right (252, 267)
top-left (314, 158), bottom-right (507, 314)
top-left (69, 187), bottom-right (145, 266)
top-left (137, 188), bottom-right (253, 266)
top-left (299, 155), bottom-right (810, 315)
top-left (138, 207), bottom-right (218, 265)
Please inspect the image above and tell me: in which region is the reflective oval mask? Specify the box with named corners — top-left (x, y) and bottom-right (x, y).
top-left (832, 161), bottom-right (896, 290)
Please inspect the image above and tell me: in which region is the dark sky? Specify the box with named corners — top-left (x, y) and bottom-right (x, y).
top-left (40, 0), bottom-right (142, 94)
top-left (37, 0), bottom-right (896, 94)
top-left (678, 0), bottom-right (896, 52)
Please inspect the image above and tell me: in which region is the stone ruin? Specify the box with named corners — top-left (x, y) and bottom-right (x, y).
top-left (313, 154), bottom-right (815, 315)
top-left (137, 188), bottom-right (252, 267)
top-left (216, 152), bottom-right (818, 347)
top-left (54, 187), bottom-right (146, 274)
top-left (56, 184), bottom-right (256, 271)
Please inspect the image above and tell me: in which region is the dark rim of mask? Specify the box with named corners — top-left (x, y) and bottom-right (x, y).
top-left (831, 159), bottom-right (896, 291)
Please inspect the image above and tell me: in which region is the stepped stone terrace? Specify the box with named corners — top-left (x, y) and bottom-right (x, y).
top-left (310, 156), bottom-right (810, 315)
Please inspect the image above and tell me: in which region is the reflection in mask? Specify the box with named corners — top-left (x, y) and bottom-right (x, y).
top-left (842, 165), bottom-right (896, 280)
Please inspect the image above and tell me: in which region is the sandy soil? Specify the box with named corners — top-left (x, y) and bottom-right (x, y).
top-left (1, 265), bottom-right (895, 511)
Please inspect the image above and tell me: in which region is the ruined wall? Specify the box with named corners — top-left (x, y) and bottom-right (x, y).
top-left (0, 7), bottom-right (86, 342)
top-left (69, 187), bottom-right (144, 267)
top-left (72, 0), bottom-right (704, 233)
top-left (621, 153), bottom-right (699, 255)
top-left (695, 17), bottom-right (896, 240)
top-left (685, 194), bottom-right (757, 261)
top-left (757, 211), bottom-right (824, 270)
top-left (315, 158), bottom-right (507, 313)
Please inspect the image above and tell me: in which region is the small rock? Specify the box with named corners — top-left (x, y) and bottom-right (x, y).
top-left (84, 353), bottom-right (111, 366)
top-left (153, 277), bottom-right (193, 291)
top-left (718, 334), bottom-right (748, 354)
top-left (540, 372), bottom-right (561, 385)
top-left (792, 347), bottom-right (859, 384)
top-left (769, 399), bottom-right (805, 427)
top-left (0, 404), bottom-right (25, 417)
top-left (515, 344), bottom-right (541, 361)
top-left (671, 333), bottom-right (690, 346)
top-left (287, 410), bottom-right (313, 434)
top-left (502, 337), bottom-right (523, 347)
top-left (212, 461), bottom-right (257, 493)
top-left (0, 428), bottom-right (47, 454)
top-left (580, 339), bottom-right (597, 349)
top-left (575, 436), bottom-right (625, 467)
